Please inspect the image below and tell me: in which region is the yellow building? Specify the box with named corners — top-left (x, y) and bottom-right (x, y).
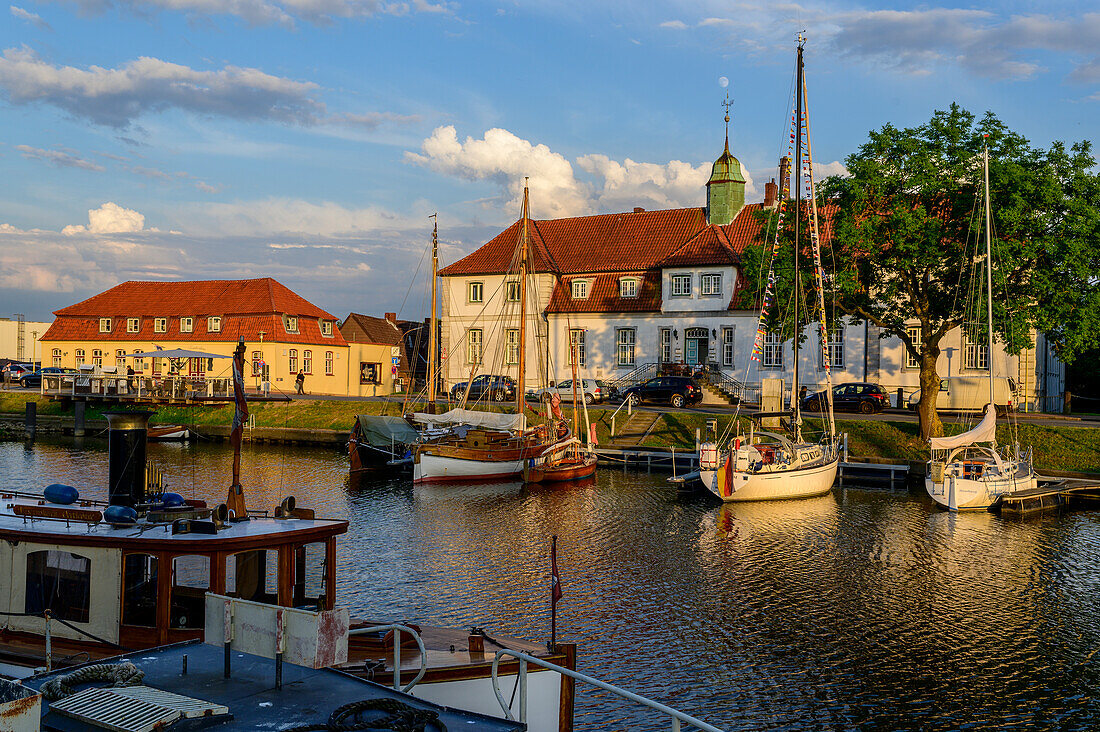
top-left (41, 278), bottom-right (351, 396)
top-left (339, 312), bottom-right (412, 397)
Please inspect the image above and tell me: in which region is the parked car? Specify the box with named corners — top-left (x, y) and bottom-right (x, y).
top-left (618, 376), bottom-right (702, 408)
top-left (906, 376), bottom-right (1016, 413)
top-left (801, 382), bottom-right (889, 414)
top-left (19, 367), bottom-right (77, 388)
top-left (2, 363), bottom-right (36, 384)
top-left (449, 375), bottom-right (517, 402)
top-left (536, 379), bottom-right (609, 405)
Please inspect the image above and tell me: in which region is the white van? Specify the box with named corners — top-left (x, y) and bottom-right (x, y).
top-left (907, 376), bottom-right (1016, 413)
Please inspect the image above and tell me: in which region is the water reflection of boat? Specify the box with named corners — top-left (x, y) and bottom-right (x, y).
top-left (413, 480), bottom-right (526, 501)
top-left (701, 494), bottom-right (840, 546)
top-left (147, 424), bottom-right (189, 441)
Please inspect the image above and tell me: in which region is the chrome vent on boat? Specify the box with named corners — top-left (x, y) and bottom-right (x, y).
top-left (50, 685), bottom-right (229, 731)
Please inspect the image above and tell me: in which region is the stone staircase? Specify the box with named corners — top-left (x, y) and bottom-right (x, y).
top-left (613, 410), bottom-right (663, 446)
top-left (700, 381), bottom-right (739, 406)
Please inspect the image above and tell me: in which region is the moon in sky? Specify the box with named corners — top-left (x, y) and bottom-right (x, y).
top-left (718, 76), bottom-right (729, 88)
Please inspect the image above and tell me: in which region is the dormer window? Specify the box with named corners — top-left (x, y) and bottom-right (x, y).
top-left (671, 274), bottom-right (692, 298)
top-left (180, 317), bottom-right (193, 333)
top-left (619, 278), bottom-right (639, 298)
top-left (208, 316), bottom-right (221, 333)
top-left (571, 280), bottom-right (590, 300)
top-left (127, 317), bottom-right (140, 333)
top-left (154, 318), bottom-right (167, 333)
top-left (99, 318), bottom-right (112, 333)
top-left (701, 273), bottom-right (722, 296)
top-left (321, 320), bottom-right (333, 337)
top-left (285, 316), bottom-right (299, 334)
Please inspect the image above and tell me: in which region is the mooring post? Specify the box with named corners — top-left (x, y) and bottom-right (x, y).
top-left (73, 401), bottom-right (85, 437)
top-left (24, 401), bottom-right (36, 439)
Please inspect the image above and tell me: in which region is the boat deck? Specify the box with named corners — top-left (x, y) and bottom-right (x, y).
top-left (22, 641), bottom-right (524, 731)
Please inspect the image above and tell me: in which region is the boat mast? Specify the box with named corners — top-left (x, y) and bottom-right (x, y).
top-left (982, 142), bottom-right (995, 412)
top-left (428, 214), bottom-right (439, 414)
top-left (516, 180), bottom-right (530, 417)
top-left (792, 36), bottom-right (804, 442)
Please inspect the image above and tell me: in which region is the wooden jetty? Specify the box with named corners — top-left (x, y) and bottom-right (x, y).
top-left (998, 479), bottom-right (1100, 516)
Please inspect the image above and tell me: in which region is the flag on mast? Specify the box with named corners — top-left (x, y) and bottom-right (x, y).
top-left (551, 535), bottom-right (563, 605)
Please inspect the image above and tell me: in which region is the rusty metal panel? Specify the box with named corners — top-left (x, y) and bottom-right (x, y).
top-left (0, 679), bottom-right (42, 732)
top-left (203, 593), bottom-right (349, 668)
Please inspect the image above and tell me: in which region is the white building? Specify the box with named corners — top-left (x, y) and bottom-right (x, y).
top-left (439, 140), bottom-right (1065, 411)
top-left (0, 316), bottom-right (51, 364)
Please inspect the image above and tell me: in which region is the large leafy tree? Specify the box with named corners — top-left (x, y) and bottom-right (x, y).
top-left (823, 104), bottom-right (1100, 439)
top-left (738, 104), bottom-right (1100, 440)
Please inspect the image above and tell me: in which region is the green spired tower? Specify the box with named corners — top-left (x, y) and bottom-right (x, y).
top-left (706, 94), bottom-right (747, 225)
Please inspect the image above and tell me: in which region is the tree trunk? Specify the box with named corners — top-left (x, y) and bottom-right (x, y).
top-left (917, 347), bottom-right (944, 440)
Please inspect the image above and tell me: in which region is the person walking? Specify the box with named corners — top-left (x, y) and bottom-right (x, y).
top-left (295, 369), bottom-right (305, 395)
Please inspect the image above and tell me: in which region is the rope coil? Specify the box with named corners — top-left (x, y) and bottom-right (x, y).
top-left (40, 662), bottom-right (144, 701)
top-left (283, 698), bottom-right (448, 732)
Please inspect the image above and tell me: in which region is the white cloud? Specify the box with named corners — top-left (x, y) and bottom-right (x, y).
top-left (44, 0), bottom-right (454, 26)
top-left (62, 202), bottom-right (147, 235)
top-left (576, 154), bottom-right (717, 211)
top-left (812, 160), bottom-right (848, 179)
top-left (185, 198), bottom-right (417, 237)
top-left (0, 46), bottom-right (323, 127)
top-left (659, 19), bottom-right (686, 29)
top-left (16, 144), bottom-right (104, 171)
top-left (10, 5), bottom-right (51, 29)
top-left (332, 111), bottom-right (421, 129)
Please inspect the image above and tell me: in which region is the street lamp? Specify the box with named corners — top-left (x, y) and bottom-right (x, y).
top-left (31, 331), bottom-right (37, 368)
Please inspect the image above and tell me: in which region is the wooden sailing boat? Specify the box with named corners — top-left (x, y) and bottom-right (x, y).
top-left (697, 37), bottom-right (841, 502)
top-left (924, 143), bottom-right (1037, 510)
top-left (412, 182), bottom-right (560, 484)
top-left (523, 341), bottom-right (597, 484)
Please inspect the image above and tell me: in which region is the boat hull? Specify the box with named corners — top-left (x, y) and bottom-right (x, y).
top-left (413, 452), bottom-right (526, 484)
top-left (524, 455), bottom-right (597, 484)
top-left (700, 455), bottom-right (839, 502)
top-left (925, 462), bottom-right (1038, 510)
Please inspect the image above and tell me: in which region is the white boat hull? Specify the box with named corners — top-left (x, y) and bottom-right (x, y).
top-left (925, 463), bottom-right (1038, 511)
top-left (700, 455), bottom-right (838, 502)
top-left (413, 453), bottom-right (526, 484)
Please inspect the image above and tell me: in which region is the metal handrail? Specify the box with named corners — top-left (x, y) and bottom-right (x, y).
top-left (348, 623), bottom-right (427, 693)
top-left (606, 362), bottom-right (658, 391)
top-left (490, 649), bottom-right (724, 732)
top-left (608, 395), bottom-right (633, 438)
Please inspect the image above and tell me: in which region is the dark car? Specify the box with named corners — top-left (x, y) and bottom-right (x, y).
top-left (801, 382), bottom-right (889, 414)
top-left (2, 363), bottom-right (36, 384)
top-left (19, 367), bottom-right (77, 388)
top-left (450, 374), bottom-right (517, 402)
top-left (619, 376), bottom-right (702, 408)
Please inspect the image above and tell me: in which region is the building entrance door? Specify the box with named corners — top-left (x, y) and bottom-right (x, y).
top-left (684, 328), bottom-right (708, 366)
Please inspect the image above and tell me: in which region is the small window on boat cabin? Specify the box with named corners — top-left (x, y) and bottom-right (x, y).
top-left (127, 317), bottom-right (140, 333)
top-left (293, 543), bottom-right (328, 609)
top-left (171, 555), bottom-right (210, 629)
top-left (122, 553), bottom-right (158, 628)
top-left (468, 281), bottom-right (484, 303)
top-left (619, 278), bottom-right (638, 298)
top-left (25, 550), bottom-right (91, 623)
top-left (284, 315), bottom-right (299, 334)
top-left (180, 317), bottom-right (193, 333)
top-left (905, 326), bottom-right (922, 369)
top-left (320, 320), bottom-right (333, 337)
top-left (154, 317), bottom-right (167, 333)
top-left (571, 279), bottom-right (590, 300)
top-left (226, 550), bottom-right (278, 604)
top-left (99, 317), bottom-right (112, 333)
top-left (208, 316), bottom-right (221, 333)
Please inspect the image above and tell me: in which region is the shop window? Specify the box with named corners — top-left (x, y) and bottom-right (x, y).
top-left (171, 555), bottom-right (210, 629)
top-left (122, 553), bottom-right (158, 627)
top-left (360, 362), bottom-right (380, 384)
top-left (25, 550), bottom-right (91, 623)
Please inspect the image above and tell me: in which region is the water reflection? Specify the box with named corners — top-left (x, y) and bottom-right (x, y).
top-left (2, 437), bottom-right (1100, 729)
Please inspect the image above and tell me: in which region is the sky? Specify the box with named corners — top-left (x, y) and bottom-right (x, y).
top-left (1, 0), bottom-right (1097, 323)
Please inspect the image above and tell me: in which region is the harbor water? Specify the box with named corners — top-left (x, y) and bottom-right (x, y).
top-left (3, 436), bottom-right (1100, 730)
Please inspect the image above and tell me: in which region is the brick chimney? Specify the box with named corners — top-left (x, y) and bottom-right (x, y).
top-left (779, 156), bottom-right (790, 199)
top-left (633, 207), bottom-right (645, 213)
top-left (384, 312), bottom-right (397, 324)
top-left (763, 178), bottom-right (778, 208)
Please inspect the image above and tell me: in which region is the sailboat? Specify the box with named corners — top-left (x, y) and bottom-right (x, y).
top-left (523, 342), bottom-right (598, 484)
top-left (697, 37), bottom-right (842, 502)
top-left (412, 183), bottom-right (561, 484)
top-left (924, 144), bottom-right (1037, 510)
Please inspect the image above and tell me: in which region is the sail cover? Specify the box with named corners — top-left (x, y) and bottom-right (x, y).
top-left (410, 408), bottom-right (525, 432)
top-left (356, 415), bottom-right (421, 447)
top-left (929, 404), bottom-right (997, 450)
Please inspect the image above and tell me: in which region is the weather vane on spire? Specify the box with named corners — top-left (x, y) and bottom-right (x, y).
top-left (719, 77), bottom-right (733, 150)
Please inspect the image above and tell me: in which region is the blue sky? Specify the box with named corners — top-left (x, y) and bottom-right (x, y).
top-left (2, 0), bottom-right (1097, 322)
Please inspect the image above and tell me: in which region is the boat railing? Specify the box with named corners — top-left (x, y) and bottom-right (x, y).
top-left (490, 648), bottom-right (723, 732)
top-left (348, 623), bottom-right (427, 693)
top-left (608, 395), bottom-right (634, 438)
top-left (42, 374), bottom-right (234, 400)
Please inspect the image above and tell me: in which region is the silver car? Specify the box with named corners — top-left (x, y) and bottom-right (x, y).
top-left (536, 378), bottom-right (606, 405)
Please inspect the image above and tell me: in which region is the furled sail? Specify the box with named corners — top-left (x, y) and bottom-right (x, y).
top-left (929, 404), bottom-right (997, 450)
top-left (410, 408), bottom-right (525, 432)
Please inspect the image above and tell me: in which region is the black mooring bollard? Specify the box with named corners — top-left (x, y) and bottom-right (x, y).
top-left (24, 401), bottom-right (36, 439)
top-left (73, 401), bottom-right (86, 437)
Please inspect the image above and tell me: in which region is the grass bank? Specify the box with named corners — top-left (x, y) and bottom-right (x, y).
top-left (3, 393), bottom-right (1098, 474)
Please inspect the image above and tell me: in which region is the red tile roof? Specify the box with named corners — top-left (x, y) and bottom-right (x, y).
top-left (340, 313), bottom-right (403, 346)
top-left (547, 272), bottom-right (662, 314)
top-left (42, 278), bottom-right (346, 346)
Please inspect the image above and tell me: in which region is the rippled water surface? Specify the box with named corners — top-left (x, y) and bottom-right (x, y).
top-left (4, 436), bottom-right (1100, 730)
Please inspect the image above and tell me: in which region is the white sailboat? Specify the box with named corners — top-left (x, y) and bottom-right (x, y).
top-left (698, 37), bottom-right (841, 502)
top-left (924, 144), bottom-right (1037, 510)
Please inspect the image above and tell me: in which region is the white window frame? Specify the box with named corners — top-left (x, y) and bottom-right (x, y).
top-left (571, 280), bottom-right (589, 300)
top-left (619, 278), bottom-right (638, 298)
top-left (208, 316), bottom-right (221, 333)
top-left (133, 350), bottom-right (144, 373)
top-left (506, 281), bottom-right (521, 302)
top-left (905, 326), bottom-right (922, 369)
top-left (325, 350), bottom-right (334, 375)
top-left (616, 328), bottom-right (636, 367)
top-left (126, 317), bottom-right (140, 333)
top-left (722, 326), bottom-right (735, 367)
top-left (303, 349), bottom-right (312, 375)
top-left (321, 320), bottom-right (333, 337)
top-left (99, 318), bottom-right (112, 333)
top-left (52, 348), bottom-right (62, 368)
top-left (154, 317), bottom-right (167, 333)
top-left (285, 316), bottom-right (299, 334)
top-left (75, 349), bottom-right (85, 365)
top-left (821, 324), bottom-right (844, 370)
top-left (288, 349), bottom-right (298, 373)
top-left (115, 349), bottom-right (125, 366)
top-left (763, 331), bottom-right (783, 369)
top-left (671, 274), bottom-right (692, 298)
top-left (504, 328), bottom-right (520, 365)
top-left (569, 328), bottom-right (586, 368)
top-left (92, 349), bottom-right (103, 367)
top-left (467, 328), bottom-right (483, 365)
top-left (659, 328), bottom-right (672, 363)
top-left (964, 331), bottom-right (989, 371)
top-left (468, 282), bottom-right (484, 303)
top-left (179, 317), bottom-right (193, 333)
top-left (701, 273), bottom-right (722, 297)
